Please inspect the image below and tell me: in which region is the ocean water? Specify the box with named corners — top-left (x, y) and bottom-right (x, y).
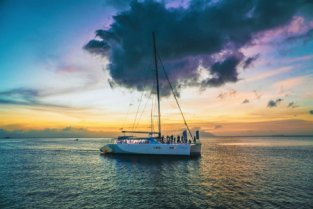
top-left (1, 137), bottom-right (313, 209)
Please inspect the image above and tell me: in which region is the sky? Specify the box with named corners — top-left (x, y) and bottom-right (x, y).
top-left (0, 0), bottom-right (313, 138)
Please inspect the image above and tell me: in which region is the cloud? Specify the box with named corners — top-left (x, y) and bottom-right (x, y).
top-left (228, 88), bottom-right (237, 96)
top-left (243, 54), bottom-right (260, 69)
top-left (0, 127), bottom-right (116, 138)
top-left (253, 90), bottom-right (262, 100)
top-left (246, 66), bottom-right (292, 83)
top-left (267, 98), bottom-right (283, 108)
top-left (217, 92), bottom-right (227, 100)
top-left (83, 39), bottom-right (110, 56)
top-left (213, 124), bottom-right (223, 129)
top-left (267, 100), bottom-right (277, 108)
top-left (242, 99), bottom-right (249, 104)
top-left (201, 53), bottom-right (243, 87)
top-left (273, 75), bottom-right (306, 91)
top-left (288, 102), bottom-right (294, 107)
top-left (287, 102), bottom-right (298, 108)
top-left (0, 88), bottom-right (41, 106)
top-left (216, 88), bottom-right (237, 100)
top-left (84, 0), bottom-right (313, 96)
top-left (0, 88), bottom-right (70, 108)
top-left (254, 16), bottom-right (313, 45)
top-left (203, 119), bottom-right (313, 136)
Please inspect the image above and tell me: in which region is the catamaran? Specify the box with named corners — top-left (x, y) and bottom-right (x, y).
top-left (100, 33), bottom-right (201, 156)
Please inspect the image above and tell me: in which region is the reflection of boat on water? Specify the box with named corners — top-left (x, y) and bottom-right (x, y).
top-left (104, 151), bottom-right (201, 162)
top-left (100, 33), bottom-right (201, 156)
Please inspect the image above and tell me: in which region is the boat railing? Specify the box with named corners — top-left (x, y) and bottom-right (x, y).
top-left (113, 138), bottom-right (200, 145)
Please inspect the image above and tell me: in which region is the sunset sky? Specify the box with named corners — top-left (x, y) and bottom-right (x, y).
top-left (1, 0), bottom-right (313, 138)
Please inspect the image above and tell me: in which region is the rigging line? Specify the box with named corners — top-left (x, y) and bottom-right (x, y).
top-left (149, 70), bottom-right (156, 134)
top-left (157, 53), bottom-right (194, 139)
top-left (153, 88), bottom-right (158, 133)
top-left (150, 41), bottom-right (157, 135)
top-left (132, 92), bottom-right (144, 131)
top-left (151, 89), bottom-right (158, 133)
top-left (134, 86), bottom-right (154, 131)
top-left (151, 94), bottom-right (154, 133)
top-left (150, 87), bottom-right (155, 133)
top-left (121, 98), bottom-right (134, 131)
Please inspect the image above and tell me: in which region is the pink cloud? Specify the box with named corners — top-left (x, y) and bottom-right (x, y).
top-left (253, 16), bottom-right (313, 44)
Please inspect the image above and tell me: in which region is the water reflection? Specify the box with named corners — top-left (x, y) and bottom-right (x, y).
top-left (1, 137), bottom-right (312, 208)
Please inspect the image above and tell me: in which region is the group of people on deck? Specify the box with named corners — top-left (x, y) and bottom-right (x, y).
top-left (160, 135), bottom-right (196, 144)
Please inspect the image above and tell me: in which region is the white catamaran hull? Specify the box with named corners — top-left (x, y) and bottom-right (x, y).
top-left (101, 143), bottom-right (201, 156)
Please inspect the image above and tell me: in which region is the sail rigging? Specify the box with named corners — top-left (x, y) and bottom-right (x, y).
top-left (156, 53), bottom-right (193, 139)
top-left (121, 32), bottom-right (193, 139)
top-left (100, 33), bottom-right (202, 156)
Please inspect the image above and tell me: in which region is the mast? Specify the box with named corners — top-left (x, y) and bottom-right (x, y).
top-left (152, 32), bottom-right (161, 139)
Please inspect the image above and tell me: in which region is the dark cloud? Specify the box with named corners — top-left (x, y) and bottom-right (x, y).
top-left (216, 88), bottom-right (237, 100)
top-left (309, 110), bottom-right (313, 115)
top-left (85, 0), bottom-right (313, 96)
top-left (288, 102), bottom-right (294, 107)
top-left (287, 102), bottom-right (298, 108)
top-left (242, 99), bottom-right (249, 104)
top-left (201, 54), bottom-right (242, 87)
top-left (0, 88), bottom-right (69, 108)
top-left (267, 100), bottom-right (277, 108)
top-left (83, 39), bottom-right (110, 56)
top-left (0, 88), bottom-right (40, 106)
top-left (217, 92), bottom-right (227, 100)
top-left (267, 98), bottom-right (283, 108)
top-left (0, 88), bottom-right (38, 97)
top-left (243, 54), bottom-right (260, 69)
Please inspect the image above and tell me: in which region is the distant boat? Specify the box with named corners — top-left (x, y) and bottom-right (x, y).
top-left (100, 33), bottom-right (201, 156)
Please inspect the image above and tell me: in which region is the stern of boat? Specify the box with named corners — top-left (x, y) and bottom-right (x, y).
top-left (190, 143), bottom-right (201, 156)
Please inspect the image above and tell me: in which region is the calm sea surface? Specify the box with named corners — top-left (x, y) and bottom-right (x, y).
top-left (1, 137), bottom-right (313, 209)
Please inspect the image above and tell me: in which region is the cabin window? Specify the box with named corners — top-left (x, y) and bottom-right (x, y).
top-left (153, 146), bottom-right (161, 149)
top-left (169, 147), bottom-right (175, 149)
